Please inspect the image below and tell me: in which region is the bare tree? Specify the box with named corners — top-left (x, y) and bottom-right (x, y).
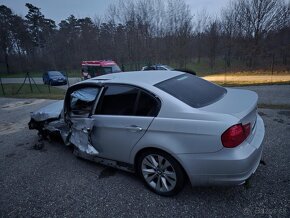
top-left (221, 2), bottom-right (239, 68)
top-left (206, 20), bottom-right (220, 70)
top-left (235, 0), bottom-right (289, 67)
top-left (193, 10), bottom-right (210, 63)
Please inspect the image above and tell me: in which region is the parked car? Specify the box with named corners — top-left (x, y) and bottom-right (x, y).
top-left (43, 71), bottom-right (67, 86)
top-left (81, 60), bottom-right (122, 80)
top-left (29, 70), bottom-right (265, 196)
top-left (141, 64), bottom-right (196, 75)
top-left (141, 64), bottom-right (174, 71)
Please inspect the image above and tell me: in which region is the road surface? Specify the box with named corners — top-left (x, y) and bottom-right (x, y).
top-left (0, 86), bottom-right (289, 217)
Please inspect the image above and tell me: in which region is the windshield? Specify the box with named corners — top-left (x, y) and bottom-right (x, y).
top-left (155, 74), bottom-right (227, 108)
top-left (48, 71), bottom-right (63, 76)
top-left (82, 65), bottom-right (121, 77)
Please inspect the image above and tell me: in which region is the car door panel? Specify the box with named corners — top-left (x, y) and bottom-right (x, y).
top-left (89, 115), bottom-right (154, 162)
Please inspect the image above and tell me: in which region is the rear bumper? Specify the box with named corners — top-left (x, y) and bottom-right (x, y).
top-left (178, 115), bottom-right (265, 186)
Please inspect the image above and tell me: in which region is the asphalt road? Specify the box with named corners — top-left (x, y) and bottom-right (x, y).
top-left (234, 85), bottom-right (290, 106)
top-left (0, 96), bottom-right (289, 217)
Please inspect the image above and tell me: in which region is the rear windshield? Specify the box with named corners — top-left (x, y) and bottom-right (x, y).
top-left (155, 74), bottom-right (226, 108)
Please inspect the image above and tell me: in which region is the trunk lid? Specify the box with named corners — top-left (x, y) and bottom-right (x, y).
top-left (200, 88), bottom-right (258, 129)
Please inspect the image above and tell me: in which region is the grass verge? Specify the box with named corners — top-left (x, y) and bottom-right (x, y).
top-left (1, 71), bottom-right (80, 78)
top-left (216, 81), bottom-right (290, 87)
top-left (204, 74), bottom-right (290, 86)
top-left (0, 83), bottom-right (65, 99)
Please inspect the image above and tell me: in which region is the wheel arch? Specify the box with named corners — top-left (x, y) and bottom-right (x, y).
top-left (133, 147), bottom-right (189, 181)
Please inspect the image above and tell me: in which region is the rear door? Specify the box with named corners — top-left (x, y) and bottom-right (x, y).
top-left (90, 84), bottom-right (160, 162)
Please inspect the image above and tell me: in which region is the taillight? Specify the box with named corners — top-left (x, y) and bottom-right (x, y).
top-left (221, 123), bottom-right (251, 148)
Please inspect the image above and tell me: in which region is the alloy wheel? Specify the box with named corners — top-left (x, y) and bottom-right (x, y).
top-left (141, 154), bottom-right (177, 192)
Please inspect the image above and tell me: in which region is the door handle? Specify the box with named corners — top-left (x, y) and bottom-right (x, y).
top-left (125, 125), bottom-right (143, 132)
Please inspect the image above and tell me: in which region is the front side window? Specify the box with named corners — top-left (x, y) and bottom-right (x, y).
top-left (70, 87), bottom-right (100, 116)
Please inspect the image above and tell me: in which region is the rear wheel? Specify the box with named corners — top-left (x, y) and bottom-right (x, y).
top-left (137, 150), bottom-right (185, 196)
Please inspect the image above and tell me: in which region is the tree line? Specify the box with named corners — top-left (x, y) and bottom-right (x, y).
top-left (0, 0), bottom-right (290, 75)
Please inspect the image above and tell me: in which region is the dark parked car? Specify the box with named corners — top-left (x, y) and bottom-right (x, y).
top-left (43, 71), bottom-right (67, 86)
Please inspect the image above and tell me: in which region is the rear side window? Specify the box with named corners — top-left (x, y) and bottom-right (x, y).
top-left (155, 74), bottom-right (226, 108)
top-left (95, 85), bottom-right (159, 116)
top-left (97, 85), bottom-right (138, 115)
top-left (136, 91), bottom-right (159, 116)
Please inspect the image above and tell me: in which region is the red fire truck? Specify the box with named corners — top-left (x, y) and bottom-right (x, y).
top-left (81, 60), bottom-right (122, 79)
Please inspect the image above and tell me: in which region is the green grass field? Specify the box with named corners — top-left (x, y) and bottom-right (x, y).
top-left (0, 71), bottom-right (81, 78)
top-left (0, 84), bottom-right (65, 99)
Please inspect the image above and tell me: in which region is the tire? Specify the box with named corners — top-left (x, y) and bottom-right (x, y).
top-left (137, 150), bottom-right (185, 196)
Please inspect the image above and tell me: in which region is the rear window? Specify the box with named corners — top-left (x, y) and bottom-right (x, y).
top-left (155, 74), bottom-right (226, 108)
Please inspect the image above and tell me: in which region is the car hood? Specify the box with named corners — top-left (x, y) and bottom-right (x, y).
top-left (31, 100), bottom-right (64, 122)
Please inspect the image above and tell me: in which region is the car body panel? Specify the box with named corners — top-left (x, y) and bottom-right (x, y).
top-left (88, 115), bottom-right (154, 162)
top-left (201, 88), bottom-right (258, 120)
top-left (30, 100), bottom-right (63, 122)
top-left (178, 115), bottom-right (264, 186)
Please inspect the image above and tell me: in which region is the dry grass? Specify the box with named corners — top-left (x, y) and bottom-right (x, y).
top-left (203, 73), bottom-right (290, 86)
top-left (0, 84), bottom-right (65, 99)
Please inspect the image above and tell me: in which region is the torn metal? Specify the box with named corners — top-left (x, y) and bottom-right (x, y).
top-left (69, 118), bottom-right (99, 155)
top-left (28, 90), bottom-right (100, 158)
top-left (28, 85), bottom-right (134, 172)
top-left (30, 100), bottom-right (63, 122)
top-left (29, 102), bottom-right (98, 155)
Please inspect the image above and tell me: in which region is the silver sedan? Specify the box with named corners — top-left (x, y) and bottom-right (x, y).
top-left (29, 70), bottom-right (265, 196)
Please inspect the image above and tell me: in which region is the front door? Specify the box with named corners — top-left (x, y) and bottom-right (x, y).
top-left (67, 85), bottom-right (101, 154)
top-left (90, 84), bottom-right (160, 162)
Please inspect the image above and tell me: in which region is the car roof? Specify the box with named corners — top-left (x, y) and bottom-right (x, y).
top-left (90, 70), bottom-right (184, 85)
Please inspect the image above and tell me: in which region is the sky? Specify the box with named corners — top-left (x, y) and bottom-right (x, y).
top-left (1, 0), bottom-right (231, 24)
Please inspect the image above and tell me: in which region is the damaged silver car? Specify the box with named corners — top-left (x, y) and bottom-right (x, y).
top-left (29, 70), bottom-right (265, 196)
